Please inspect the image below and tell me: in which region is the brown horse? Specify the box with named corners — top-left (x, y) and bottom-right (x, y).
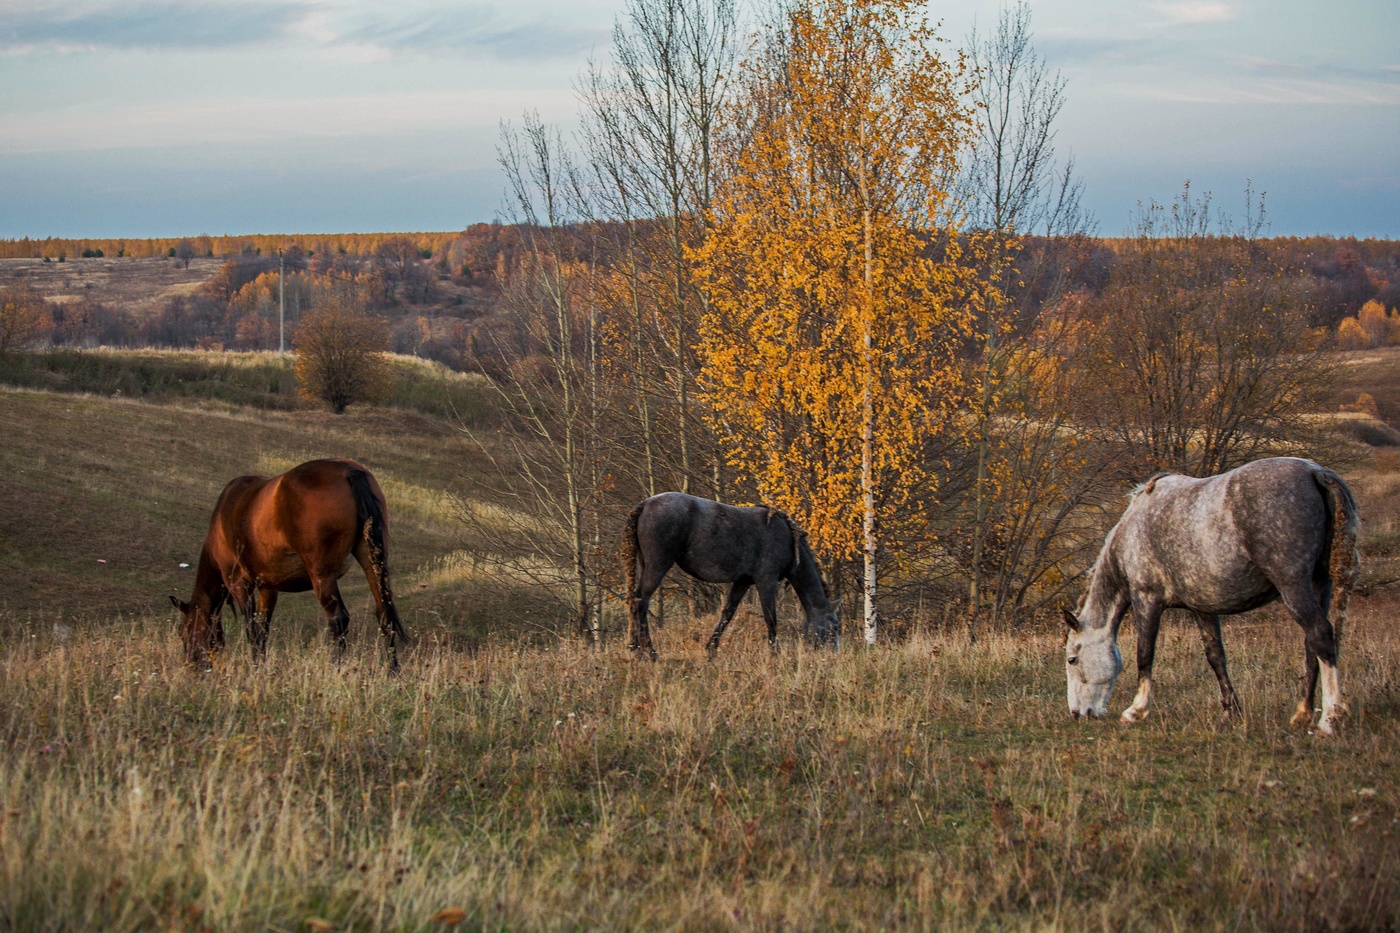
top-left (170, 458), bottom-right (406, 670)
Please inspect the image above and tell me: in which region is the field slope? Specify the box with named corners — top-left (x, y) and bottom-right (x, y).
top-left (0, 354), bottom-right (1398, 930)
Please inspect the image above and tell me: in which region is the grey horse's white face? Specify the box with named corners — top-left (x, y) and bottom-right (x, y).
top-left (1063, 612), bottom-right (1121, 719)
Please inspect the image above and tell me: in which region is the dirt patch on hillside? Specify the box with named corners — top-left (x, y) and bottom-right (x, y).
top-left (0, 256), bottom-right (220, 319)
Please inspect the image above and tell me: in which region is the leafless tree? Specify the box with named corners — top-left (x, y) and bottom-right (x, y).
top-left (174, 239), bottom-right (196, 269)
top-left (465, 115), bottom-right (616, 642)
top-left (1073, 184), bottom-right (1328, 477)
top-left (959, 1), bottom-right (1098, 635)
top-left (579, 0), bottom-right (739, 499)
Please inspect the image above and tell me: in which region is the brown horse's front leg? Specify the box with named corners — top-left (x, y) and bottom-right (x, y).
top-left (249, 587), bottom-right (278, 662)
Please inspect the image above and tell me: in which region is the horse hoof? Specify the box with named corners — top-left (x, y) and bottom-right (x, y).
top-left (1315, 717), bottom-right (1340, 737)
top-left (1289, 706), bottom-right (1313, 729)
top-left (1120, 708), bottom-right (1147, 724)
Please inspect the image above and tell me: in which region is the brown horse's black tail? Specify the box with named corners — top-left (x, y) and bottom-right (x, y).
top-left (622, 501), bottom-right (644, 600)
top-left (348, 468), bottom-right (407, 643)
top-left (1313, 465), bottom-right (1360, 645)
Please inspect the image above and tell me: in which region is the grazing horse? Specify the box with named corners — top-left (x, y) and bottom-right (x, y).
top-left (1062, 457), bottom-right (1359, 734)
top-left (170, 458), bottom-right (406, 671)
top-left (623, 492), bottom-right (840, 659)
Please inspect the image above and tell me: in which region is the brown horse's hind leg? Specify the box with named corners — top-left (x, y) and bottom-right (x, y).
top-left (312, 577), bottom-right (351, 662)
top-left (706, 580), bottom-right (752, 659)
top-left (1192, 612), bottom-right (1240, 715)
top-left (354, 543), bottom-right (403, 674)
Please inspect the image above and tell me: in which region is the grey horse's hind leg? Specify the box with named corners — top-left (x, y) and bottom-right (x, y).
top-left (1191, 611), bottom-right (1240, 715)
top-left (1293, 644), bottom-right (1320, 729)
top-left (1277, 581), bottom-right (1346, 734)
top-left (706, 580), bottom-right (752, 659)
top-left (1122, 595), bottom-right (1163, 723)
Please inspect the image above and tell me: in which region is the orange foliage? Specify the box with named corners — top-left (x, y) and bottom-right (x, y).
top-left (693, 0), bottom-right (975, 635)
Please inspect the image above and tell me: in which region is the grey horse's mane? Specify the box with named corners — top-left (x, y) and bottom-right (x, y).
top-left (1129, 471), bottom-right (1174, 501)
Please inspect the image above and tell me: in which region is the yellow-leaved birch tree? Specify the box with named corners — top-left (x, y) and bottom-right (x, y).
top-left (693, 0), bottom-right (974, 644)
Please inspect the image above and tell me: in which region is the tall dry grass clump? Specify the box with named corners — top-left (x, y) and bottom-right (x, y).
top-left (2, 604), bottom-right (1398, 931)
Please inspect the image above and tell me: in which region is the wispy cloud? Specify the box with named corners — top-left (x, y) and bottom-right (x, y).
top-left (0, 1), bottom-right (312, 52)
top-left (0, 89), bottom-right (579, 154)
top-left (330, 4), bottom-right (607, 60)
top-left (0, 0), bottom-right (606, 61)
top-left (1153, 2), bottom-right (1236, 27)
top-left (1123, 78), bottom-right (1400, 106)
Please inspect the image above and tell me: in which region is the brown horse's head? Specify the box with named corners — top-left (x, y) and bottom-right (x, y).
top-left (169, 595), bottom-right (223, 669)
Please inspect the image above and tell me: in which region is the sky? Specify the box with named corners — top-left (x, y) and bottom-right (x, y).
top-left (1, 0), bottom-right (1396, 240)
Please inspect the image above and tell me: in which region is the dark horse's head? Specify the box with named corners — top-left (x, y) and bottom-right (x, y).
top-left (169, 595), bottom-right (224, 669)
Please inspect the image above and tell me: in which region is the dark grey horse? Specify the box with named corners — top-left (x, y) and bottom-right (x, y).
top-left (1062, 457), bottom-right (1359, 734)
top-left (623, 493), bottom-right (840, 659)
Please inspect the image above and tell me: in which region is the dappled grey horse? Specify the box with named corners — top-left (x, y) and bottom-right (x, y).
top-left (1062, 457), bottom-right (1359, 735)
top-left (623, 493), bottom-right (840, 659)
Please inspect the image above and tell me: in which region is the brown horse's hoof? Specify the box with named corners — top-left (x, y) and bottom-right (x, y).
top-left (629, 644), bottom-right (658, 662)
top-left (1290, 701), bottom-right (1313, 729)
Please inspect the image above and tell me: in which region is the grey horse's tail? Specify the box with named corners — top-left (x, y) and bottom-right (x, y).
top-left (622, 501), bottom-right (645, 599)
top-left (1313, 465), bottom-right (1360, 644)
top-left (348, 468), bottom-right (407, 643)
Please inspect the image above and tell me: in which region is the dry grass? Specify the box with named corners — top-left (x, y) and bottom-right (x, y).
top-left (1, 598), bottom-right (1397, 932)
top-left (4, 348), bottom-right (1400, 930)
top-left (0, 387), bottom-right (471, 618)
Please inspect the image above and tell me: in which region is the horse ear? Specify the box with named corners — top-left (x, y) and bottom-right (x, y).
top-left (1061, 608), bottom-right (1081, 633)
top-left (170, 595), bottom-right (189, 614)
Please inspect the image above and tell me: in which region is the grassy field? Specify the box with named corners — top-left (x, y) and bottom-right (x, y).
top-left (2, 349), bottom-right (1399, 930)
top-left (1, 608), bottom-right (1397, 931)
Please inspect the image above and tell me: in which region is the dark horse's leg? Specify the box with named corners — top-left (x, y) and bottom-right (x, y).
top-left (248, 586), bottom-right (277, 662)
top-left (1279, 580), bottom-right (1346, 733)
top-left (628, 558), bottom-right (671, 661)
top-left (705, 580), bottom-right (752, 659)
top-left (758, 582), bottom-right (780, 653)
top-left (1121, 594), bottom-right (1163, 723)
top-left (1191, 611), bottom-right (1240, 715)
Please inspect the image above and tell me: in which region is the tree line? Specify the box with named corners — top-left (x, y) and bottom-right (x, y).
top-left (3, 0), bottom-right (1396, 645)
top-left (453, 0), bottom-right (1376, 645)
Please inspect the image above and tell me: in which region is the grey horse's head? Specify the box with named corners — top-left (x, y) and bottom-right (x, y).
top-left (1062, 608), bottom-right (1121, 719)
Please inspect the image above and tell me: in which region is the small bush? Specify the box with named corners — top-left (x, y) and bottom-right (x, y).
top-left (294, 293), bottom-right (392, 414)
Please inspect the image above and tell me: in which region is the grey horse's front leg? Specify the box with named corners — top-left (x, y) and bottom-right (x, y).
top-left (706, 580), bottom-right (751, 659)
top-left (1191, 611), bottom-right (1240, 715)
top-left (1121, 595), bottom-right (1163, 723)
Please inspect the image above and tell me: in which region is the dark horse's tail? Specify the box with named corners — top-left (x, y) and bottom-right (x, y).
top-left (1313, 465), bottom-right (1360, 644)
top-left (348, 468), bottom-right (408, 644)
top-left (622, 501), bottom-right (645, 600)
